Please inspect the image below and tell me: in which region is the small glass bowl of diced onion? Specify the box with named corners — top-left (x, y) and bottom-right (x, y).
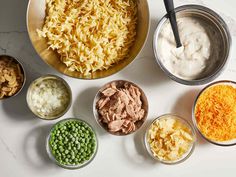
top-left (26, 75), bottom-right (72, 120)
top-left (144, 114), bottom-right (196, 165)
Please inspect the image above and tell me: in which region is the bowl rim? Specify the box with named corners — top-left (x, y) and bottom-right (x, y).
top-left (26, 74), bottom-right (72, 120)
top-left (0, 54), bottom-right (26, 100)
top-left (153, 4), bottom-right (232, 86)
top-left (46, 118), bottom-right (99, 169)
top-left (144, 114), bottom-right (196, 165)
top-left (192, 80), bottom-right (236, 146)
top-left (26, 0), bottom-right (150, 80)
top-left (93, 79), bottom-right (149, 136)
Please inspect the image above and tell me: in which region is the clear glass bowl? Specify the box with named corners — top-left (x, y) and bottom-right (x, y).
top-left (192, 80), bottom-right (236, 146)
top-left (46, 118), bottom-right (98, 169)
top-left (144, 114), bottom-right (196, 165)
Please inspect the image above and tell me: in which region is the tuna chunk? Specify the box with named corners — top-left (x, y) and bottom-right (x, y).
top-left (108, 120), bottom-right (125, 132)
top-left (97, 97), bottom-right (110, 109)
top-left (121, 120), bottom-right (136, 134)
top-left (102, 88), bottom-right (117, 97)
top-left (126, 104), bottom-right (135, 118)
top-left (117, 90), bottom-right (129, 105)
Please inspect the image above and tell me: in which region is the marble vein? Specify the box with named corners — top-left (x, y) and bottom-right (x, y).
top-left (0, 136), bottom-right (17, 160)
top-left (227, 68), bottom-right (236, 73)
top-left (0, 46), bottom-right (7, 54)
top-left (0, 31), bottom-right (27, 34)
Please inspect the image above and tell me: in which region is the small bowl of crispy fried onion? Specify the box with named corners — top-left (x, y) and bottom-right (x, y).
top-left (0, 55), bottom-right (26, 100)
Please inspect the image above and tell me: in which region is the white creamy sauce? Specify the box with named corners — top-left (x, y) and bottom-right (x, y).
top-left (158, 17), bottom-right (219, 80)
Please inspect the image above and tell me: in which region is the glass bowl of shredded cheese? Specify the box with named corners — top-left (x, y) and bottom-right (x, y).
top-left (26, 75), bottom-right (72, 120)
top-left (193, 80), bottom-right (236, 146)
top-left (145, 114), bottom-right (196, 164)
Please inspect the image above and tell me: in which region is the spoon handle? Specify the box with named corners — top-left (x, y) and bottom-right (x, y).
top-left (163, 0), bottom-right (182, 48)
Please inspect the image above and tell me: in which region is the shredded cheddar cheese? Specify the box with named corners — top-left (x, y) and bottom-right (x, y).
top-left (195, 84), bottom-right (236, 142)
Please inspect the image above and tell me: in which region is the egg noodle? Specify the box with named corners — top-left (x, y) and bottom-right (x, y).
top-left (37, 0), bottom-right (137, 76)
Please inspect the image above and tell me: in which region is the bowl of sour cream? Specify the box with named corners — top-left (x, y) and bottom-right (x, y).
top-left (153, 5), bottom-right (231, 85)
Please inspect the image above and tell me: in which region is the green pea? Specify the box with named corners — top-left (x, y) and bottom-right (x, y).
top-left (74, 140), bottom-right (79, 144)
top-left (49, 120), bottom-right (97, 166)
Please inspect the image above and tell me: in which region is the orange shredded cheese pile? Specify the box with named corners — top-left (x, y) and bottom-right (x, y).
top-left (195, 84), bottom-right (236, 142)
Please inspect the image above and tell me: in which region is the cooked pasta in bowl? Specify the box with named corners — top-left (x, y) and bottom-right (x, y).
top-left (27, 0), bottom-right (150, 79)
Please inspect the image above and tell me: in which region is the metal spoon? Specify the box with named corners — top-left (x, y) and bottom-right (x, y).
top-left (163, 0), bottom-right (182, 48)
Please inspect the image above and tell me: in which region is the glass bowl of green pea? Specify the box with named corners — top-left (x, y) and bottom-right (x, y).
top-left (46, 118), bottom-right (98, 169)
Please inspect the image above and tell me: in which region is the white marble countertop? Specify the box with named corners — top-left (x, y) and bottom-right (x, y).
top-left (1, 0), bottom-right (236, 177)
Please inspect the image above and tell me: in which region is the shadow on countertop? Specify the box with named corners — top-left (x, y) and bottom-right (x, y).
top-left (22, 124), bottom-right (60, 172)
top-left (1, 70), bottom-right (41, 122)
top-left (73, 87), bottom-right (108, 137)
top-left (1, 93), bottom-right (32, 122)
top-left (171, 89), bottom-right (208, 146)
top-left (120, 18), bottom-right (170, 87)
top-left (120, 56), bottom-right (170, 87)
top-left (121, 119), bottom-right (159, 168)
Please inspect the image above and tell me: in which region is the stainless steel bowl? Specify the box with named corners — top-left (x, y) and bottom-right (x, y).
top-left (0, 55), bottom-right (26, 100)
top-left (153, 5), bottom-right (231, 85)
top-left (192, 80), bottom-right (236, 146)
top-left (145, 114), bottom-right (196, 165)
top-left (93, 80), bottom-right (148, 136)
top-left (26, 75), bottom-right (72, 120)
top-left (26, 0), bottom-right (150, 79)
top-left (46, 118), bottom-right (98, 169)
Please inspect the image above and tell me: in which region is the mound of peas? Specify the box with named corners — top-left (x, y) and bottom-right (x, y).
top-left (49, 119), bottom-right (97, 166)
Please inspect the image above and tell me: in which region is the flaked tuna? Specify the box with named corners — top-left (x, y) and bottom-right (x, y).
top-left (96, 82), bottom-right (145, 134)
